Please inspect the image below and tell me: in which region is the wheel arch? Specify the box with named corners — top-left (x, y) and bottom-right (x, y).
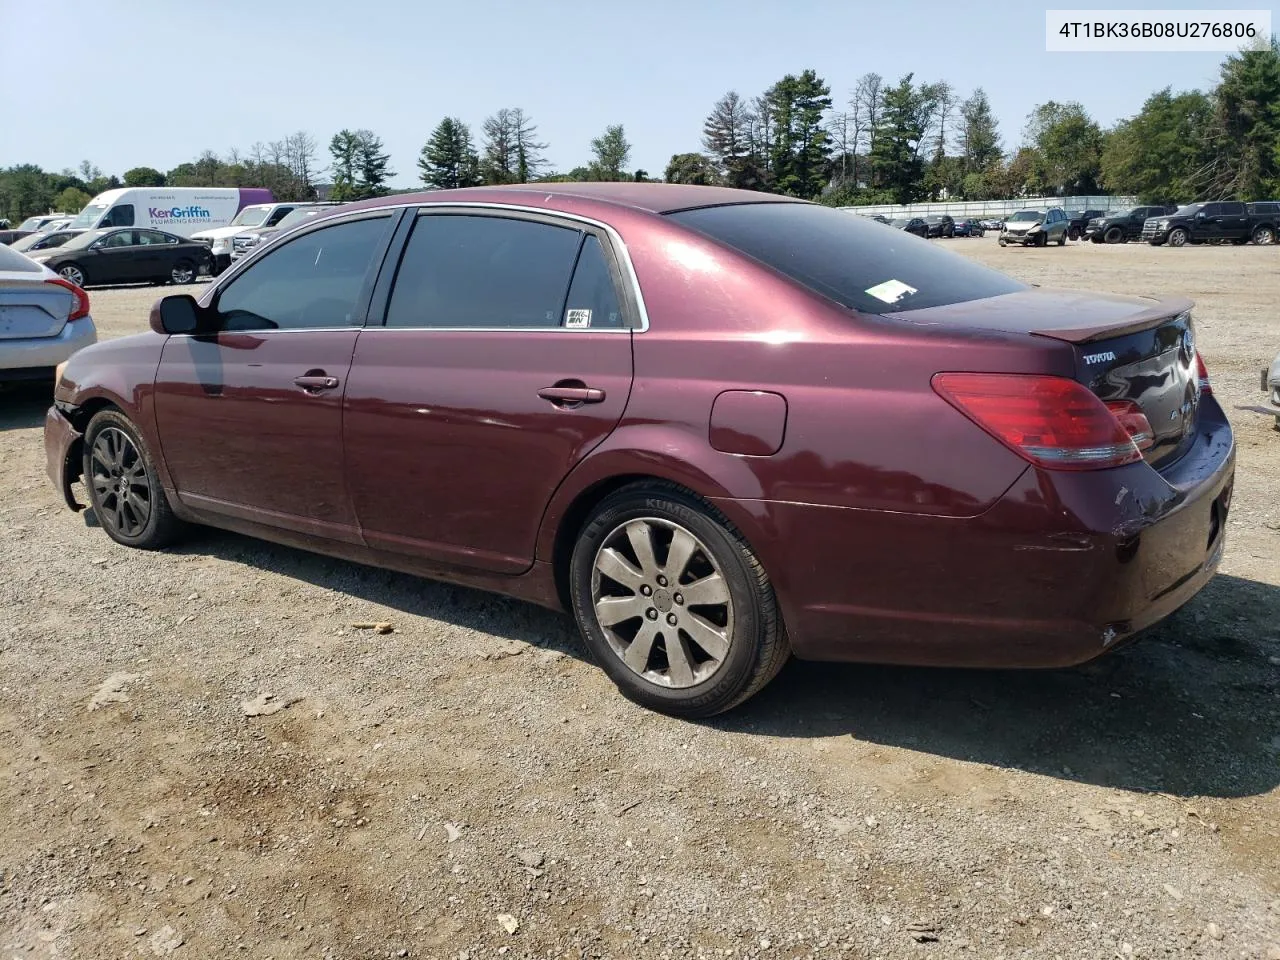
top-left (536, 428), bottom-right (771, 610)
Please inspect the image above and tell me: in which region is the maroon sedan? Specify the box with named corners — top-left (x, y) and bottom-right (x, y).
top-left (45, 184), bottom-right (1235, 717)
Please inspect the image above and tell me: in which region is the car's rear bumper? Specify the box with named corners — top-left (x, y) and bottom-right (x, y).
top-left (717, 399), bottom-right (1235, 668)
top-left (45, 405), bottom-right (86, 511)
top-left (0, 318), bottom-right (97, 380)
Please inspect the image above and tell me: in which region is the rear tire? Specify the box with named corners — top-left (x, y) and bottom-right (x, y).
top-left (83, 409), bottom-right (185, 550)
top-left (569, 482), bottom-right (789, 718)
top-left (169, 260), bottom-right (197, 285)
top-left (57, 263), bottom-right (87, 287)
top-left (1253, 225), bottom-right (1276, 245)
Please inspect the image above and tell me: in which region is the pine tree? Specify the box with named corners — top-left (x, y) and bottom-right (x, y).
top-left (419, 118), bottom-right (481, 189)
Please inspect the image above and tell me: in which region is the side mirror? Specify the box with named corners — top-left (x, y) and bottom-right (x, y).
top-left (150, 294), bottom-right (203, 336)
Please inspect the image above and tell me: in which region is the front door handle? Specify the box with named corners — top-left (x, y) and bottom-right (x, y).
top-left (294, 374), bottom-right (339, 392)
top-left (538, 385), bottom-right (606, 405)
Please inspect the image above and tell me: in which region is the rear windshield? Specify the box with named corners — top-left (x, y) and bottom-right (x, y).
top-left (0, 244), bottom-right (43, 272)
top-left (668, 202), bottom-right (1025, 314)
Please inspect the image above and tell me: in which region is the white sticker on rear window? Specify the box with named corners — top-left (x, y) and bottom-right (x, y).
top-left (565, 308), bottom-right (591, 328)
top-left (864, 279), bottom-right (919, 305)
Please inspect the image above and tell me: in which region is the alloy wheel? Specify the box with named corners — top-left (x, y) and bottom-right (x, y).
top-left (590, 517), bottom-right (734, 689)
top-left (1254, 227), bottom-right (1275, 245)
top-left (1169, 229), bottom-right (1188, 247)
top-left (59, 264), bottom-right (85, 287)
top-left (89, 427), bottom-right (152, 538)
top-left (170, 262), bottom-right (196, 284)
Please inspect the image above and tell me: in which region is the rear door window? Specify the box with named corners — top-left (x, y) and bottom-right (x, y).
top-left (563, 235), bottom-right (624, 329)
top-left (669, 202), bottom-right (1024, 313)
top-left (384, 213), bottom-right (583, 329)
top-left (1220, 202), bottom-right (1246, 215)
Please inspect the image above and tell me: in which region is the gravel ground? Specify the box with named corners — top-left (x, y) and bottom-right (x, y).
top-left (1, 240), bottom-right (1278, 960)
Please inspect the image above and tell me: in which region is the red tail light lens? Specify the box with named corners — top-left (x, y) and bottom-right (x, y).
top-left (1194, 353), bottom-right (1212, 395)
top-left (932, 373), bottom-right (1144, 471)
top-left (46, 276), bottom-right (90, 321)
top-left (1104, 399), bottom-right (1155, 451)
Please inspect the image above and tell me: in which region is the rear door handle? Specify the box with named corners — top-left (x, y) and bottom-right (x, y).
top-left (538, 385), bottom-right (606, 405)
top-left (294, 375), bottom-right (339, 392)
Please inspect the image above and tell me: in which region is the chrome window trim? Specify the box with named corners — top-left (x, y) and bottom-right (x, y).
top-left (201, 199), bottom-right (651, 334)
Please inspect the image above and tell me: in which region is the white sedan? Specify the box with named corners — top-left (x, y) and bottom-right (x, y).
top-left (0, 243), bottom-right (97, 384)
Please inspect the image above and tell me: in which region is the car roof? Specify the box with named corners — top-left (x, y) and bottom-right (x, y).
top-left (336, 183), bottom-right (804, 218)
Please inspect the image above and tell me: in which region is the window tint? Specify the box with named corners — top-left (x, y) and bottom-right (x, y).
top-left (563, 235), bottom-right (624, 329)
top-left (215, 216), bottom-right (391, 331)
top-left (1201, 203), bottom-right (1221, 215)
top-left (669, 202), bottom-right (1025, 314)
top-left (266, 206), bottom-right (293, 226)
top-left (385, 214), bottom-right (582, 329)
top-left (1220, 202), bottom-right (1245, 215)
top-left (100, 230), bottom-right (136, 248)
top-left (102, 204), bottom-right (134, 227)
top-left (137, 230), bottom-right (176, 245)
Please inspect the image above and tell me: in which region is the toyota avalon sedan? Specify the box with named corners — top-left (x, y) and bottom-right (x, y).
top-left (44, 183), bottom-right (1234, 717)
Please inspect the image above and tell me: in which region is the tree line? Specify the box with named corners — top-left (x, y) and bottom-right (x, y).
top-left (2, 39), bottom-right (1276, 224)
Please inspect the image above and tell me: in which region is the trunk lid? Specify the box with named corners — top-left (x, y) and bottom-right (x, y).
top-left (0, 276), bottom-right (74, 341)
top-left (886, 288), bottom-right (1201, 468)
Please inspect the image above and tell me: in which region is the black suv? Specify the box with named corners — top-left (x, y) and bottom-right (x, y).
top-left (1085, 205), bottom-right (1175, 244)
top-left (1246, 202), bottom-right (1280, 245)
top-left (1142, 201), bottom-right (1280, 246)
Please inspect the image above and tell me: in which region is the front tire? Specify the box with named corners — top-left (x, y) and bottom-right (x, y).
top-left (1168, 227), bottom-right (1189, 247)
top-left (1068, 226), bottom-right (1080, 241)
top-left (1057, 229), bottom-right (1067, 246)
top-left (1104, 226), bottom-right (1124, 244)
top-left (569, 482), bottom-right (788, 718)
top-left (83, 409), bottom-right (185, 550)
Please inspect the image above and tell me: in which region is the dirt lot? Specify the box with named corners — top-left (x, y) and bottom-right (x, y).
top-left (2, 239), bottom-right (1278, 960)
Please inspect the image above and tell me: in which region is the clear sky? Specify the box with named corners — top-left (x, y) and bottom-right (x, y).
top-left (0, 0), bottom-right (1253, 187)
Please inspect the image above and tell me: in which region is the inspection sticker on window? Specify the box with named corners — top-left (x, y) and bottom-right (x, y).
top-left (565, 308), bottom-right (592, 328)
top-left (864, 279), bottom-right (918, 305)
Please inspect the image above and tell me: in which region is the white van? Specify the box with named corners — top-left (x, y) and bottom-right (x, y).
top-left (67, 187), bottom-right (275, 239)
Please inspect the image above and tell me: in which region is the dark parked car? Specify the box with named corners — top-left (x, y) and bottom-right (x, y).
top-left (1245, 202), bottom-right (1280, 245)
top-left (953, 218), bottom-right (985, 238)
top-left (1085, 205), bottom-right (1176, 244)
top-left (1141, 201), bottom-right (1280, 247)
top-left (924, 214), bottom-right (955, 238)
top-left (889, 216), bottom-right (929, 238)
top-left (45, 183), bottom-right (1234, 717)
top-left (27, 227), bottom-right (214, 288)
top-left (9, 229), bottom-right (84, 254)
top-left (999, 208), bottom-right (1069, 246)
top-left (1065, 209), bottom-right (1105, 241)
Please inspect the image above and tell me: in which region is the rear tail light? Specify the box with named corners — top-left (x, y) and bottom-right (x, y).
top-left (45, 276), bottom-right (90, 321)
top-left (1104, 399), bottom-right (1155, 451)
top-left (932, 373), bottom-right (1144, 471)
top-left (1195, 353), bottom-right (1212, 395)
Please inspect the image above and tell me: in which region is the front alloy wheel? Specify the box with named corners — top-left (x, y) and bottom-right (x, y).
top-left (83, 410), bottom-right (185, 549)
top-left (88, 427), bottom-right (153, 539)
top-left (1168, 227), bottom-right (1189, 247)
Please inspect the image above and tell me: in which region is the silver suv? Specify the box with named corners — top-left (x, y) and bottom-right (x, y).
top-left (999, 207), bottom-right (1069, 247)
